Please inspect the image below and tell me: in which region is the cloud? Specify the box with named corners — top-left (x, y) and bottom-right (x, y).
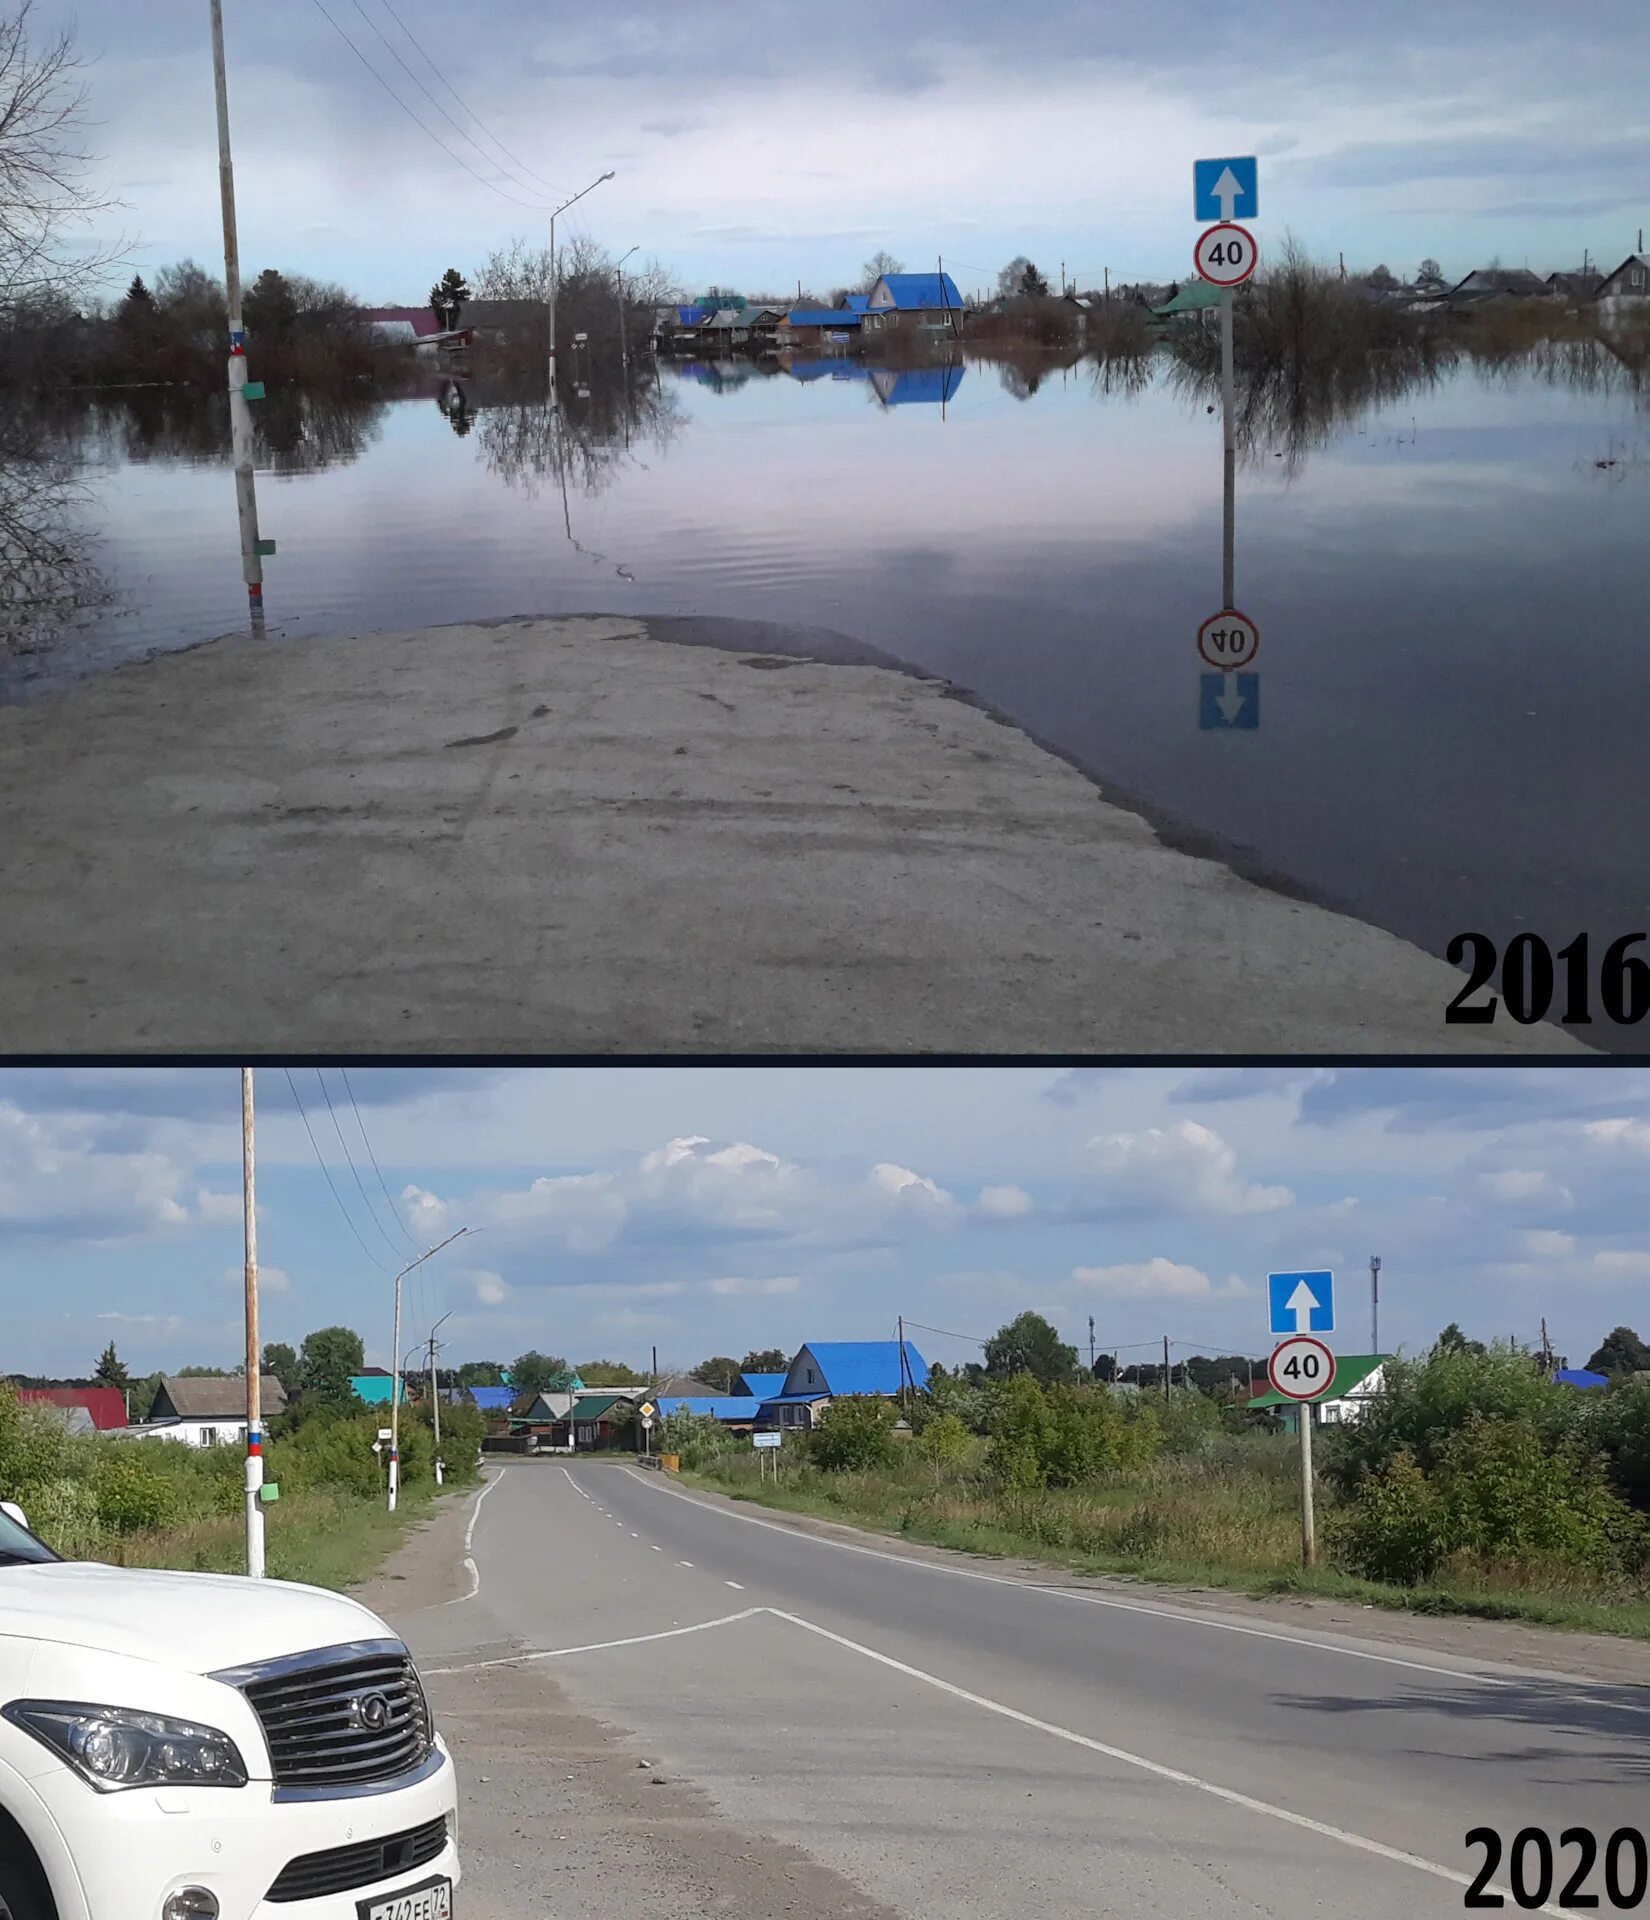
top-left (1481, 1167), bottom-right (1574, 1207)
top-left (95, 1310), bottom-right (185, 1330)
top-left (1592, 1250), bottom-right (1650, 1279)
top-left (1585, 1118), bottom-right (1650, 1155)
top-left (870, 1163), bottom-right (953, 1206)
top-left (468, 1269), bottom-right (510, 1306)
top-left (196, 1188), bottom-right (243, 1223)
top-left (1086, 1121), bottom-right (1294, 1216)
top-left (1520, 1230), bottom-right (1575, 1259)
top-left (705, 1275), bottom-right (802, 1296)
top-left (1071, 1259), bottom-right (1250, 1300)
top-left (0, 1101), bottom-right (202, 1241)
top-left (977, 1184), bottom-right (1033, 1217)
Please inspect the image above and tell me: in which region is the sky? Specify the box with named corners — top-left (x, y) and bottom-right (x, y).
top-left (5, 1066), bottom-right (1650, 1383)
top-left (50, 0), bottom-right (1649, 306)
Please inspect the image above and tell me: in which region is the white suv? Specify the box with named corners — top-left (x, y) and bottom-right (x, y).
top-left (0, 1501), bottom-right (460, 1920)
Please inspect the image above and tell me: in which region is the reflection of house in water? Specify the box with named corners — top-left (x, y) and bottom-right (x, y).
top-left (679, 358), bottom-right (762, 393)
top-left (868, 365), bottom-right (966, 407)
top-left (781, 358), bottom-right (871, 384)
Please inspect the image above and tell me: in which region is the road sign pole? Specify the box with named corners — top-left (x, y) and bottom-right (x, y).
top-left (1221, 287), bottom-right (1235, 610)
top-left (1299, 1402), bottom-right (1317, 1567)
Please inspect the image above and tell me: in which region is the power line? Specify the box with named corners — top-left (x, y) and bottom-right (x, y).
top-left (315, 1069), bottom-right (406, 1261)
top-left (373, 0), bottom-right (568, 198)
top-left (346, 0), bottom-right (563, 203)
top-left (340, 1067), bottom-right (421, 1255)
top-left (282, 1067), bottom-right (391, 1273)
top-left (306, 0), bottom-right (556, 210)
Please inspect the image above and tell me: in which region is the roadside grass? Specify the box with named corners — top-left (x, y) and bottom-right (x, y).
top-left (114, 1482), bottom-right (443, 1591)
top-left (682, 1452), bottom-right (1650, 1643)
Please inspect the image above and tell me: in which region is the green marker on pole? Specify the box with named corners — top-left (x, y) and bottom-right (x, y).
top-left (242, 381), bottom-right (265, 401)
top-left (255, 538), bottom-right (276, 556)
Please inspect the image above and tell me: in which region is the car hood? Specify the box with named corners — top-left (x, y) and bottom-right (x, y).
top-left (0, 1562), bottom-right (393, 1675)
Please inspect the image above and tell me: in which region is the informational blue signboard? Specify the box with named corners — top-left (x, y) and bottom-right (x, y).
top-left (1193, 156), bottom-right (1258, 223)
top-left (1268, 1270), bottom-right (1336, 1337)
top-left (1199, 671), bottom-right (1259, 729)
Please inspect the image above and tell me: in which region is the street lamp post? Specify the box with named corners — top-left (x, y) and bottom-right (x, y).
top-left (387, 1227), bottom-right (470, 1512)
top-left (615, 245), bottom-right (638, 374)
top-left (548, 170), bottom-right (616, 397)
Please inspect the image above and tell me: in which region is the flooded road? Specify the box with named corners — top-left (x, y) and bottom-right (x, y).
top-left (9, 343), bottom-right (1649, 994)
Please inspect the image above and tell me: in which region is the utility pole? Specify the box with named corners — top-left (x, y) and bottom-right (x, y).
top-left (1163, 1334), bottom-right (1172, 1399)
top-left (615, 245), bottom-right (637, 376)
top-left (209, 0), bottom-right (265, 628)
top-left (427, 1312), bottom-right (452, 1486)
top-left (1369, 1255), bottom-right (1382, 1353)
top-left (898, 1315), bottom-right (909, 1413)
top-left (241, 1068), bottom-right (264, 1578)
top-left (547, 170), bottom-right (616, 400)
top-left (1539, 1317), bottom-right (1554, 1374)
top-left (388, 1228), bottom-right (470, 1512)
top-left (1104, 267), bottom-right (1110, 300)
top-left (1088, 1315), bottom-right (1096, 1374)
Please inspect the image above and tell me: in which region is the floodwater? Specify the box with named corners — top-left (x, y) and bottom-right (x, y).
top-left (8, 342), bottom-right (1650, 1005)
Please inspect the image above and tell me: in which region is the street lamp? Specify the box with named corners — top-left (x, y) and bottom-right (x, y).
top-left (387, 1226), bottom-right (469, 1511)
top-left (549, 170), bottom-right (616, 393)
top-left (615, 245), bottom-right (638, 373)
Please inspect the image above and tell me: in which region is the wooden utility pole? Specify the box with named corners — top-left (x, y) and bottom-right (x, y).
top-left (1088, 1315), bottom-right (1096, 1373)
top-left (241, 1068), bottom-right (264, 1578)
top-left (209, 0), bottom-right (265, 626)
top-left (1163, 1334), bottom-right (1172, 1399)
top-left (427, 1312), bottom-right (451, 1486)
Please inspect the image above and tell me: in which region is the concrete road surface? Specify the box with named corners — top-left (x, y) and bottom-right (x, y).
top-left (394, 1461), bottom-right (1650, 1918)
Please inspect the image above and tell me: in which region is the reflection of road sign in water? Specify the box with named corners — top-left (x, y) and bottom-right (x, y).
top-left (1198, 609), bottom-right (1259, 670)
top-left (1268, 1270), bottom-right (1336, 1336)
top-left (1195, 223), bottom-right (1258, 286)
top-left (1267, 1335), bottom-right (1335, 1402)
top-left (1199, 672), bottom-right (1259, 730)
top-left (1193, 156), bottom-right (1258, 223)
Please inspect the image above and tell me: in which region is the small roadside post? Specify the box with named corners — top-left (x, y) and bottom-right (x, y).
top-left (1266, 1269), bottom-right (1335, 1567)
top-left (1193, 155), bottom-right (1260, 730)
top-left (753, 1429), bottom-right (781, 1483)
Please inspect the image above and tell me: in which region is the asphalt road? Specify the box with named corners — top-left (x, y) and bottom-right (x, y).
top-left (404, 1462), bottom-right (1650, 1918)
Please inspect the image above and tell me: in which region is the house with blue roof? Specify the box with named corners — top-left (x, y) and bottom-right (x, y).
top-left (840, 293), bottom-right (871, 313)
top-left (862, 271), bottom-right (963, 336)
top-left (779, 306), bottom-right (863, 348)
top-left (738, 1371), bottom-right (788, 1399)
top-left (760, 1339), bottom-right (926, 1431)
top-left (656, 1396), bottom-right (762, 1426)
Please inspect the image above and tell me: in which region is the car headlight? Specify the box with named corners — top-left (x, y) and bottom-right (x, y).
top-left (2, 1701), bottom-right (248, 1791)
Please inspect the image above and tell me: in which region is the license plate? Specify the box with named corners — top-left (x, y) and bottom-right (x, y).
top-left (360, 1878), bottom-right (452, 1920)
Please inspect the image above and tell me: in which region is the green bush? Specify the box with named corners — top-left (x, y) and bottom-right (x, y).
top-left (91, 1448), bottom-right (186, 1535)
top-left (1579, 1378), bottom-right (1650, 1511)
top-left (656, 1409), bottom-right (741, 1471)
top-left (914, 1413), bottom-right (971, 1480)
top-left (1328, 1448), bottom-right (1448, 1584)
top-left (986, 1375), bottom-right (1052, 1488)
top-left (813, 1396), bottom-right (899, 1472)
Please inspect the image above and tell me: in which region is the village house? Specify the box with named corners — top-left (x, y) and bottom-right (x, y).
top-left (1594, 252), bottom-right (1650, 316)
top-left (1247, 1355), bottom-right (1388, 1433)
top-left (1443, 266), bottom-right (1549, 308)
top-left (860, 271), bottom-right (964, 336)
top-left (777, 305), bottom-right (863, 349)
top-left (129, 1374), bottom-right (287, 1447)
top-left (1546, 269), bottom-right (1604, 302)
top-left (14, 1387), bottom-right (129, 1434)
top-left (757, 1339), bottom-right (927, 1431)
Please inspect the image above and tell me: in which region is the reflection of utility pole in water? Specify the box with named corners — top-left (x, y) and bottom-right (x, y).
top-left (209, 0), bottom-right (265, 634)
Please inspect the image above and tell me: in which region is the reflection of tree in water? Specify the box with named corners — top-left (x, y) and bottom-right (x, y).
top-left (475, 371), bottom-right (685, 502)
top-left (1168, 323), bottom-right (1650, 475)
top-left (1166, 333), bottom-right (1451, 476)
top-left (0, 405), bottom-right (114, 655)
top-left (73, 384), bottom-right (389, 472)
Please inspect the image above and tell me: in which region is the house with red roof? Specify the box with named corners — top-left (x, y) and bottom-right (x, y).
top-left (16, 1387), bottom-right (128, 1432)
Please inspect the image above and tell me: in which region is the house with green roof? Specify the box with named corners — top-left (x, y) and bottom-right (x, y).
top-left (1247, 1353), bottom-right (1389, 1433)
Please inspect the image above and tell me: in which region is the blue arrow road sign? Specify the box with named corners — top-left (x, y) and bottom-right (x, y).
top-left (1200, 671), bottom-right (1259, 729)
top-left (1269, 1271), bottom-right (1335, 1337)
top-left (1194, 156), bottom-right (1258, 223)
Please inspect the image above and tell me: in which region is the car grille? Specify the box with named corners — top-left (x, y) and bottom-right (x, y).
top-left (236, 1641), bottom-right (433, 1789)
top-left (266, 1815), bottom-right (448, 1902)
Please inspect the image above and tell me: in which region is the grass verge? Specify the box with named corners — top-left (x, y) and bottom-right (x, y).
top-left (113, 1481), bottom-right (444, 1591)
top-left (680, 1463), bottom-right (1650, 1642)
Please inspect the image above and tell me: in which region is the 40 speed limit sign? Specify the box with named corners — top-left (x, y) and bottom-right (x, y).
top-left (1267, 1335), bottom-right (1335, 1401)
top-left (1194, 222), bottom-right (1258, 286)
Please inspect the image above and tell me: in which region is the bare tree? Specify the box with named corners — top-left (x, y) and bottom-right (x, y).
top-left (0, 2), bottom-right (124, 311)
top-left (861, 249), bottom-right (904, 292)
top-left (474, 236), bottom-right (554, 303)
top-left (996, 255), bottom-right (1034, 299)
